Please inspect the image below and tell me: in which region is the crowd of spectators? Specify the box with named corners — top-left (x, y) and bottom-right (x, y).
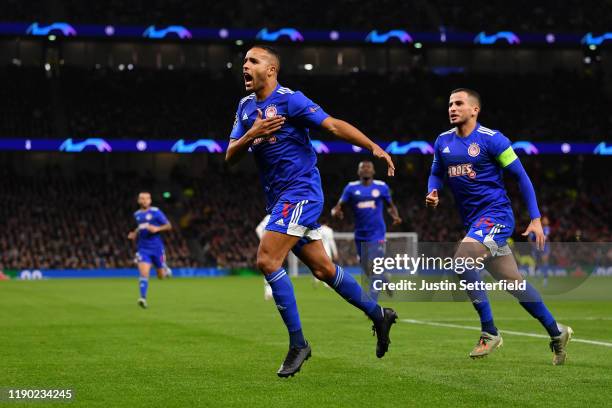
top-left (1, 67), bottom-right (609, 143)
top-left (1, 156), bottom-right (609, 270)
top-left (1, 1), bottom-right (609, 271)
top-left (431, 0), bottom-right (612, 33)
top-left (5, 0), bottom-right (612, 32)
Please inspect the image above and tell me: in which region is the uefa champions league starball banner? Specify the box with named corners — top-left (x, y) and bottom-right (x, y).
top-left (0, 138), bottom-right (611, 155)
top-left (1, 22), bottom-right (611, 47)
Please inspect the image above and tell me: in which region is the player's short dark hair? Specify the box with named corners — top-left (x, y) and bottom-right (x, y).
top-left (451, 88), bottom-right (482, 108)
top-left (251, 44), bottom-right (281, 71)
top-left (138, 191), bottom-right (151, 196)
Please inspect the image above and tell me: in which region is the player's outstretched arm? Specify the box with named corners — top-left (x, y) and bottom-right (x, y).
top-left (320, 117), bottom-right (395, 176)
top-left (147, 223), bottom-right (172, 234)
top-left (226, 110), bottom-right (285, 165)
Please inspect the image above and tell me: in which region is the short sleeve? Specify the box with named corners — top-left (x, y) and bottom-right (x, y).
top-left (381, 184), bottom-right (392, 204)
top-left (340, 184), bottom-right (352, 204)
top-left (287, 91), bottom-right (329, 128)
top-left (229, 102), bottom-right (247, 140)
top-left (489, 132), bottom-right (518, 168)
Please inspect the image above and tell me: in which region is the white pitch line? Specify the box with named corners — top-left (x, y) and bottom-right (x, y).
top-left (402, 319), bottom-right (612, 348)
top-left (411, 317), bottom-right (612, 322)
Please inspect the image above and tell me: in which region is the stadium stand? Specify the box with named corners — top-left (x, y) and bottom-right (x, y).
top-left (5, 0), bottom-right (612, 32)
top-left (1, 67), bottom-right (609, 142)
top-left (1, 156), bottom-right (609, 270)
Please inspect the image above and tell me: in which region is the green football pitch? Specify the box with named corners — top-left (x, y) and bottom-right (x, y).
top-left (1, 277), bottom-right (611, 407)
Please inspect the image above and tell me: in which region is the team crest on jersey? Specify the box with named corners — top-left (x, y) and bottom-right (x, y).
top-left (468, 143), bottom-right (481, 157)
top-left (371, 189), bottom-right (380, 198)
top-left (448, 163), bottom-right (477, 179)
top-left (264, 104), bottom-right (277, 118)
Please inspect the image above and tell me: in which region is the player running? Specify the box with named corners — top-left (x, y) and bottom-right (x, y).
top-left (127, 192), bottom-right (172, 309)
top-left (331, 161), bottom-right (402, 300)
top-left (425, 88), bottom-right (572, 365)
top-left (226, 45), bottom-right (398, 377)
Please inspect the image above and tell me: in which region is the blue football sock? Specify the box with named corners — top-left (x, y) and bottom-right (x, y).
top-left (460, 270), bottom-right (498, 335)
top-left (265, 268), bottom-right (306, 348)
top-left (327, 265), bottom-right (383, 323)
top-left (139, 277), bottom-right (149, 299)
top-left (508, 281), bottom-right (561, 337)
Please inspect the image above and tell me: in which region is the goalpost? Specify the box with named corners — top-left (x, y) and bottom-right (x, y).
top-left (287, 231), bottom-right (418, 277)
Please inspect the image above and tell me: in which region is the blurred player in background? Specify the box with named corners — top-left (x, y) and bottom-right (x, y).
top-left (319, 218), bottom-right (338, 263)
top-left (426, 89), bottom-right (572, 365)
top-left (332, 161), bottom-right (402, 300)
top-left (127, 192), bottom-right (172, 309)
top-left (529, 215), bottom-right (551, 287)
top-left (226, 45), bottom-right (398, 377)
top-left (314, 217), bottom-right (338, 288)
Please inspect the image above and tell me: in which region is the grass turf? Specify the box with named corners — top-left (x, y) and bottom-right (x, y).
top-left (1, 276), bottom-right (611, 407)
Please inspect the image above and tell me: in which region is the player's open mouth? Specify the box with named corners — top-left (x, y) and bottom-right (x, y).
top-left (244, 72), bottom-right (253, 87)
top-left (450, 114), bottom-right (459, 120)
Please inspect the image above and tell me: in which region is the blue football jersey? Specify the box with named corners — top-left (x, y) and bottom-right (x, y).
top-left (134, 207), bottom-right (168, 251)
top-left (340, 180), bottom-right (391, 241)
top-left (229, 84), bottom-right (330, 212)
top-left (431, 123), bottom-right (518, 228)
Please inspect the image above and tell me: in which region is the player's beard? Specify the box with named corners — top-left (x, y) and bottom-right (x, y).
top-left (450, 116), bottom-right (466, 126)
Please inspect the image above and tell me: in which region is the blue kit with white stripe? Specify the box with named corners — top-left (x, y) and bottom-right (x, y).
top-left (428, 123), bottom-right (541, 255)
top-left (134, 207), bottom-right (168, 268)
top-left (340, 180), bottom-right (391, 259)
top-left (230, 84), bottom-right (330, 242)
